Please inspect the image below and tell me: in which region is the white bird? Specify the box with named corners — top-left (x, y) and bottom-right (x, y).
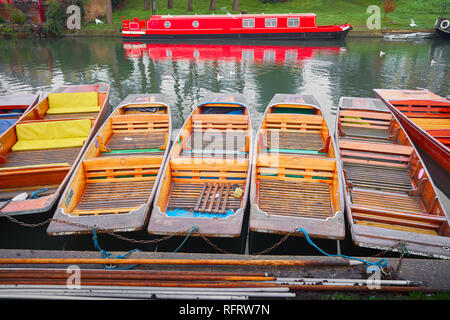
top-left (409, 18), bottom-right (418, 27)
top-left (379, 51), bottom-right (385, 56)
top-left (95, 18), bottom-right (104, 25)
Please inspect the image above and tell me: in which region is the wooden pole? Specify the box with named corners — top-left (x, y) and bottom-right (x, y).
top-left (105, 0), bottom-right (112, 24)
top-left (0, 257), bottom-right (359, 267)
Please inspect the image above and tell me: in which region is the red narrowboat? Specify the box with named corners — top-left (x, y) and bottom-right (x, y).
top-left (121, 13), bottom-right (352, 40)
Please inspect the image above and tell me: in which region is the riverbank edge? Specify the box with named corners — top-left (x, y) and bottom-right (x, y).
top-left (60, 28), bottom-right (437, 38)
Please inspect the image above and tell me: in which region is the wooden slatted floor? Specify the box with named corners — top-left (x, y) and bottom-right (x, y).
top-left (0, 147), bottom-right (81, 168)
top-left (258, 179), bottom-right (333, 219)
top-left (74, 180), bottom-right (154, 215)
top-left (266, 131), bottom-right (324, 151)
top-left (106, 131), bottom-right (166, 150)
top-left (167, 182), bottom-right (243, 213)
top-left (340, 127), bottom-right (392, 143)
top-left (344, 163), bottom-right (411, 193)
top-left (351, 188), bottom-right (422, 214)
top-left (183, 131), bottom-right (248, 158)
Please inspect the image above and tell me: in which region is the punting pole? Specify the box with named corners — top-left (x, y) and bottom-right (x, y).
top-left (0, 257), bottom-right (363, 266)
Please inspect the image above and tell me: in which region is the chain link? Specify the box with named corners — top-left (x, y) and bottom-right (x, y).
top-left (0, 211), bottom-right (196, 245)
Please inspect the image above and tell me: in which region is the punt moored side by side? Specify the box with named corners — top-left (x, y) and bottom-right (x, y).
top-left (336, 96), bottom-right (450, 259)
top-left (148, 93), bottom-right (253, 248)
top-left (249, 94), bottom-right (345, 254)
top-left (0, 84), bottom-right (110, 216)
top-left (47, 94), bottom-right (172, 235)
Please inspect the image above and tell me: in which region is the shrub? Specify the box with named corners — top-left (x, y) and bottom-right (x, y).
top-left (44, 0), bottom-right (66, 35)
top-left (12, 8), bottom-right (26, 24)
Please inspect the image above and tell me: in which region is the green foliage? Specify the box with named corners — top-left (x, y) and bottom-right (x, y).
top-left (12, 8), bottom-right (26, 24)
top-left (44, 0), bottom-right (66, 36)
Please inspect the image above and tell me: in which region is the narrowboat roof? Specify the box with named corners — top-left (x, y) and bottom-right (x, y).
top-left (268, 93), bottom-right (320, 108)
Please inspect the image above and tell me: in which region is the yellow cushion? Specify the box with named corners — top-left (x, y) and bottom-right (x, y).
top-left (12, 119), bottom-right (91, 151)
top-left (47, 92), bottom-right (100, 114)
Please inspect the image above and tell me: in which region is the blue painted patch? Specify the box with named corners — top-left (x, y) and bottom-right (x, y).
top-left (166, 208), bottom-right (236, 218)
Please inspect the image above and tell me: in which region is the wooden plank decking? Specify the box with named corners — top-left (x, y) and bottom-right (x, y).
top-left (257, 179), bottom-right (333, 219)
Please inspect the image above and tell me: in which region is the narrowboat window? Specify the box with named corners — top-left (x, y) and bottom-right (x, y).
top-left (243, 19), bottom-right (255, 28)
top-left (265, 18), bottom-right (277, 28)
top-left (192, 20), bottom-right (199, 28)
top-left (287, 18), bottom-right (300, 27)
top-left (164, 21), bottom-right (171, 28)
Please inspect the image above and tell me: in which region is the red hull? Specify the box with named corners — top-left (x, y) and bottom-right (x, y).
top-left (374, 89), bottom-right (450, 172)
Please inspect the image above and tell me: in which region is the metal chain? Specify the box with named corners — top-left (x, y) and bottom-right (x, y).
top-left (198, 234), bottom-right (232, 254)
top-left (0, 212), bottom-right (197, 245)
top-left (251, 232), bottom-right (293, 255)
top-left (373, 240), bottom-right (409, 280)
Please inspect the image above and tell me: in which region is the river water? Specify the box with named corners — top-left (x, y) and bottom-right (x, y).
top-left (0, 37), bottom-right (448, 254)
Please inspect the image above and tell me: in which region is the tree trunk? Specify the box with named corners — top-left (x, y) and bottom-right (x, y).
top-left (168, 0), bottom-right (173, 9)
top-left (144, 0), bottom-right (150, 10)
top-left (188, 0), bottom-right (193, 11)
top-left (209, 0), bottom-right (216, 11)
top-left (106, 0), bottom-right (112, 24)
top-left (232, 0), bottom-right (239, 12)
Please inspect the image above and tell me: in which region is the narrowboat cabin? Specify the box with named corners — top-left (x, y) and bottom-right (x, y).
top-left (47, 94), bottom-right (171, 235)
top-left (336, 97), bottom-right (450, 259)
top-left (0, 94), bottom-right (39, 135)
top-left (249, 94), bottom-right (345, 254)
top-left (0, 84), bottom-right (110, 216)
top-left (122, 13), bottom-right (352, 40)
top-left (148, 93), bottom-right (253, 244)
top-left (374, 89), bottom-right (450, 172)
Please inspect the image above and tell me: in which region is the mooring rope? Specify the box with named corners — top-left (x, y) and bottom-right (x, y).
top-left (296, 227), bottom-right (389, 270)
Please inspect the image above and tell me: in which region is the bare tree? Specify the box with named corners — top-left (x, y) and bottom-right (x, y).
top-left (232, 0), bottom-right (239, 12)
top-left (106, 0), bottom-right (112, 24)
top-left (210, 0), bottom-right (216, 10)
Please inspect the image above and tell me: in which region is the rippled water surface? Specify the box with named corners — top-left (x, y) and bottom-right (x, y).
top-left (0, 36), bottom-right (449, 251)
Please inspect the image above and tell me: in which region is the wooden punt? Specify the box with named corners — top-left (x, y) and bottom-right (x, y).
top-left (46, 94), bottom-right (172, 235)
top-left (0, 84), bottom-right (110, 216)
top-left (148, 93), bottom-right (253, 238)
top-left (0, 94), bottom-right (39, 135)
top-left (336, 96), bottom-right (450, 259)
top-left (249, 94), bottom-right (345, 242)
top-left (373, 89), bottom-right (450, 172)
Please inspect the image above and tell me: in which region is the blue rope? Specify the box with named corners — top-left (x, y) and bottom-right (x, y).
top-left (0, 188), bottom-right (49, 212)
top-left (173, 225), bottom-right (199, 253)
top-left (92, 228), bottom-right (141, 270)
top-left (28, 188), bottom-right (49, 199)
top-left (296, 227), bottom-right (388, 270)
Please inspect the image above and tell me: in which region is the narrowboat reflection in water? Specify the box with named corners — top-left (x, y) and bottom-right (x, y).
top-left (122, 41), bottom-right (347, 64)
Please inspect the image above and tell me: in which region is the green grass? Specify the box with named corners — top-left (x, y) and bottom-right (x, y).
top-left (83, 0), bottom-right (445, 31)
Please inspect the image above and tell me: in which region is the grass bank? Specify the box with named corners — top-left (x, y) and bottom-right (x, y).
top-left (83, 0), bottom-right (444, 31)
